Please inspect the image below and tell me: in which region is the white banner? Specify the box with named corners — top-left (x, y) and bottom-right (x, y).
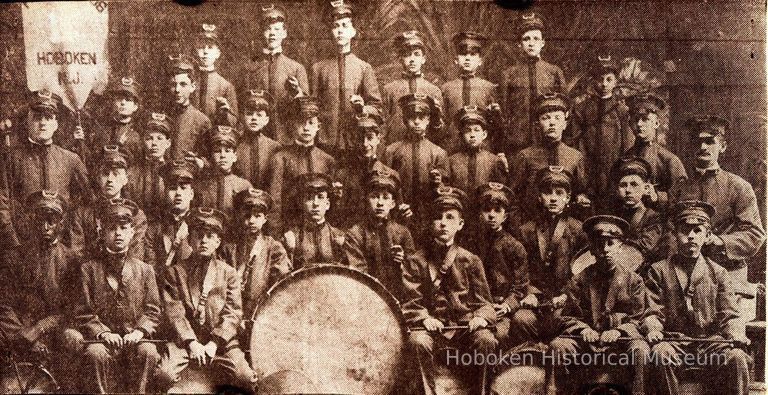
top-left (22, 1), bottom-right (109, 112)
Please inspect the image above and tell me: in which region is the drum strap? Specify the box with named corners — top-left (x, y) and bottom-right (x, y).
top-left (194, 260), bottom-right (217, 326)
top-left (536, 217), bottom-right (566, 265)
top-left (430, 246), bottom-right (458, 290)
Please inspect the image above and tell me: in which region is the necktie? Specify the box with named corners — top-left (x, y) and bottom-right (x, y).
top-left (268, 54), bottom-right (277, 109)
top-left (216, 177), bottom-right (225, 210)
top-left (377, 222), bottom-right (391, 273)
top-left (527, 59), bottom-right (537, 132)
top-left (150, 162), bottom-right (159, 207)
top-left (468, 150), bottom-right (477, 190)
top-left (199, 71), bottom-right (209, 113)
top-left (40, 145), bottom-right (49, 190)
top-left (313, 225), bottom-right (321, 262)
top-left (251, 135), bottom-right (260, 186)
top-left (337, 53), bottom-right (346, 147)
top-left (408, 76), bottom-right (417, 94)
top-left (462, 75), bottom-right (471, 106)
top-left (411, 139), bottom-right (421, 199)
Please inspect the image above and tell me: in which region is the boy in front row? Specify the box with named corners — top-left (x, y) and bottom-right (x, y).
top-left (401, 185), bottom-right (497, 395)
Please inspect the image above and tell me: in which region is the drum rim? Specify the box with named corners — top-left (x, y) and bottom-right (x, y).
top-left (2, 361), bottom-right (59, 393)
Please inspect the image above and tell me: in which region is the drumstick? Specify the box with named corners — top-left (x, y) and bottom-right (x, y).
top-left (82, 339), bottom-right (167, 344)
top-left (408, 324), bottom-right (497, 332)
top-left (558, 334), bottom-right (738, 344)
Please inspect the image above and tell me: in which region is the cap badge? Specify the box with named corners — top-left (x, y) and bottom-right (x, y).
top-left (202, 23), bottom-right (216, 32)
top-left (151, 112), bottom-right (167, 121)
top-left (548, 165), bottom-right (565, 173)
top-left (261, 4), bottom-right (274, 11)
top-left (488, 182), bottom-right (504, 191)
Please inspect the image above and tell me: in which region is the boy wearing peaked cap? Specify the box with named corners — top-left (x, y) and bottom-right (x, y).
top-left (234, 90), bottom-right (281, 189)
top-left (193, 23), bottom-right (239, 126)
top-left (91, 77), bottom-right (144, 166)
top-left (568, 55), bottom-right (634, 212)
top-left (401, 185), bottom-right (497, 395)
top-left (622, 93), bottom-right (687, 211)
top-left (268, 96), bottom-right (336, 232)
top-left (157, 207), bottom-right (257, 392)
top-left (310, 0), bottom-right (382, 154)
top-left (282, 173), bottom-right (346, 269)
top-left (70, 198), bottom-right (161, 393)
top-left (382, 30), bottom-right (443, 146)
top-left (167, 54), bottom-right (212, 160)
top-left (342, 169), bottom-right (415, 302)
top-left (71, 145), bottom-right (148, 262)
top-left (549, 215), bottom-right (650, 395)
top-left (127, 112), bottom-right (173, 220)
top-left (510, 166), bottom-right (587, 346)
top-left (643, 200), bottom-right (751, 395)
top-left (441, 31), bottom-right (501, 152)
top-left (243, 4), bottom-right (308, 145)
top-left (447, 105), bottom-right (507, 194)
top-left (501, 13), bottom-right (566, 154)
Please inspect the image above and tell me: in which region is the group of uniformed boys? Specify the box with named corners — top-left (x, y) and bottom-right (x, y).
top-left (0, 2), bottom-right (764, 394)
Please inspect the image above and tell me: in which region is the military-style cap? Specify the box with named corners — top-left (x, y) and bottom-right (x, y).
top-left (195, 23), bottom-right (221, 47)
top-left (398, 93), bottom-right (435, 115)
top-left (355, 106), bottom-right (383, 129)
top-left (433, 185), bottom-right (467, 213)
top-left (243, 90), bottom-right (272, 111)
top-left (626, 93), bottom-right (666, 116)
top-left (672, 200), bottom-right (715, 226)
top-left (476, 182), bottom-right (513, 207)
top-left (518, 13), bottom-right (545, 36)
top-left (145, 112), bottom-right (172, 137)
top-left (298, 172), bottom-right (334, 194)
top-left (394, 30), bottom-right (425, 52)
top-left (210, 125), bottom-right (238, 147)
top-left (456, 105), bottom-right (487, 129)
top-left (107, 77), bottom-right (140, 101)
top-left (535, 92), bottom-right (570, 116)
top-left (367, 169), bottom-right (400, 195)
top-left (169, 54), bottom-right (197, 74)
top-left (537, 165), bottom-right (573, 192)
top-left (452, 32), bottom-right (487, 53)
top-left (30, 89), bottom-right (59, 114)
top-left (289, 96), bottom-right (320, 120)
top-left (328, 0), bottom-right (353, 21)
top-left (685, 115), bottom-right (729, 139)
top-left (98, 145), bottom-right (130, 169)
top-left (234, 188), bottom-right (273, 212)
top-left (99, 198), bottom-right (140, 225)
top-left (612, 156), bottom-right (652, 182)
top-left (188, 207), bottom-right (228, 234)
top-left (261, 4), bottom-right (287, 24)
top-left (591, 55), bottom-right (620, 76)
top-left (160, 159), bottom-right (198, 184)
top-left (583, 215), bottom-right (629, 239)
top-left (26, 190), bottom-right (66, 216)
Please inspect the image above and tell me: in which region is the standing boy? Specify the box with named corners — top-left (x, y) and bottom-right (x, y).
top-left (128, 113), bottom-right (173, 220)
top-left (91, 77), bottom-right (144, 166)
top-left (193, 24), bottom-right (238, 126)
top-left (167, 54), bottom-right (212, 160)
top-left (234, 90), bottom-right (282, 190)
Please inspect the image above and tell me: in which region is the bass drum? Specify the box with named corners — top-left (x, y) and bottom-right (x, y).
top-left (490, 346), bottom-right (548, 395)
top-left (571, 244), bottom-right (644, 276)
top-left (0, 362), bottom-right (59, 394)
top-left (167, 366), bottom-right (214, 394)
top-left (249, 264), bottom-right (407, 394)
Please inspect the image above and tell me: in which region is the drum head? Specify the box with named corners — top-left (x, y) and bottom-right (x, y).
top-left (1, 362), bottom-right (58, 394)
top-left (249, 264), bottom-right (406, 394)
top-left (571, 244), bottom-right (644, 275)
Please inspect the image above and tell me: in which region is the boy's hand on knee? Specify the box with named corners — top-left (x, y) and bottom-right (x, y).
top-left (646, 330), bottom-right (663, 344)
top-left (204, 341), bottom-right (218, 359)
top-left (520, 294), bottom-right (538, 308)
top-left (494, 303), bottom-right (511, 318)
top-left (468, 317), bottom-right (488, 332)
top-left (422, 318), bottom-right (444, 332)
top-left (600, 329), bottom-right (621, 344)
top-left (581, 328), bottom-right (599, 343)
top-left (123, 329), bottom-right (144, 345)
top-left (189, 340), bottom-right (208, 366)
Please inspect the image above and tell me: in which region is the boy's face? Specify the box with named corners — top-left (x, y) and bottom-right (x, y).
top-left (102, 222), bottom-right (135, 252)
top-left (303, 191), bottom-right (330, 223)
top-left (480, 203), bottom-right (507, 231)
top-left (455, 51), bottom-right (482, 74)
top-left (462, 123), bottom-right (487, 148)
top-left (405, 112), bottom-right (430, 135)
top-left (367, 189), bottom-right (396, 219)
top-left (264, 21), bottom-right (288, 49)
top-left (589, 235), bottom-right (622, 266)
top-left (240, 208), bottom-right (267, 236)
top-left (617, 174), bottom-right (648, 208)
top-left (27, 111), bottom-right (58, 142)
top-left (694, 135), bottom-right (726, 168)
top-left (166, 182), bottom-right (194, 212)
top-left (243, 109), bottom-right (270, 133)
top-left (144, 131), bottom-right (171, 160)
top-left (189, 228), bottom-right (221, 257)
top-left (212, 145), bottom-right (237, 172)
top-left (361, 130), bottom-right (380, 158)
top-left (400, 48), bottom-right (425, 75)
top-left (431, 208), bottom-right (464, 244)
top-left (112, 94), bottom-right (139, 118)
top-left (98, 167), bottom-right (129, 199)
top-left (171, 73), bottom-right (196, 106)
top-left (293, 116), bottom-right (320, 144)
top-left (538, 186), bottom-right (570, 215)
top-left (33, 211), bottom-right (64, 243)
top-left (631, 112), bottom-right (659, 143)
top-left (675, 222), bottom-right (709, 258)
top-left (332, 17), bottom-right (356, 47)
top-left (538, 110), bottom-right (568, 142)
top-left (594, 72), bottom-right (617, 98)
top-left (520, 29), bottom-right (545, 57)
top-left (196, 43), bottom-right (221, 68)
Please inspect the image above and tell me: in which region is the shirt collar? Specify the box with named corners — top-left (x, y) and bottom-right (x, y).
top-left (113, 116), bottom-right (132, 125)
top-left (263, 47), bottom-right (283, 56)
top-left (28, 137), bottom-right (52, 147)
top-left (460, 71), bottom-right (476, 79)
top-left (198, 65), bottom-right (215, 72)
top-left (294, 140), bottom-right (314, 148)
top-left (695, 163), bottom-right (721, 175)
top-left (402, 71), bottom-right (423, 78)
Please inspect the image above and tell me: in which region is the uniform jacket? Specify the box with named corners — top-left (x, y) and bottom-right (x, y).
top-left (383, 135), bottom-right (447, 207)
top-left (287, 221), bottom-right (346, 269)
top-left (162, 256), bottom-right (242, 348)
top-left (76, 255), bottom-right (161, 338)
top-left (169, 104), bottom-right (211, 160)
top-left (268, 143), bottom-right (336, 231)
top-left (196, 70), bottom-right (239, 127)
top-left (501, 58), bottom-right (566, 151)
top-left (518, 215), bottom-right (586, 299)
top-left (332, 157), bottom-right (398, 229)
top-left (311, 52), bottom-right (382, 150)
top-left (383, 74), bottom-right (443, 146)
top-left (618, 205), bottom-right (664, 262)
top-left (561, 262), bottom-right (646, 338)
top-left (90, 118), bottom-right (144, 168)
top-left (143, 211), bottom-right (193, 268)
top-left (242, 52), bottom-right (309, 144)
top-left (623, 142), bottom-right (687, 209)
top-left (193, 170), bottom-right (253, 218)
top-left (441, 74), bottom-right (498, 151)
top-left (127, 159), bottom-right (167, 220)
top-left (447, 148), bottom-right (507, 193)
top-left (70, 198), bottom-right (148, 261)
top-left (642, 255), bottom-right (744, 339)
top-left (670, 168), bottom-right (765, 269)
top-left (343, 218), bottom-right (416, 301)
top-left (234, 131), bottom-right (282, 189)
top-left (471, 229), bottom-right (529, 311)
top-left (401, 242), bottom-right (496, 326)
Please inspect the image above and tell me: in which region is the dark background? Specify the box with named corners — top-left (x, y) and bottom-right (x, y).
top-left (0, 0), bottom-right (765, 277)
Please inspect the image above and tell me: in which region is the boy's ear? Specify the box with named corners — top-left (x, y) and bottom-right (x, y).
top-left (564, 110), bottom-right (570, 119)
top-left (458, 217), bottom-right (465, 230)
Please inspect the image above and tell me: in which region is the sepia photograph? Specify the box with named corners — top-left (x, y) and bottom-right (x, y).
top-left (0, 0), bottom-right (765, 393)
